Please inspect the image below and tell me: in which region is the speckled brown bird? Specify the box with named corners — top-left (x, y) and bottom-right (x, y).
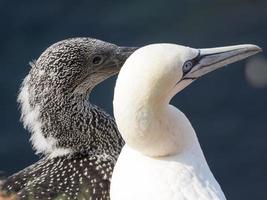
top-left (0, 38), bottom-right (137, 200)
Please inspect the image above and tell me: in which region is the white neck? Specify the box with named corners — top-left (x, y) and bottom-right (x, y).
top-left (112, 98), bottom-right (226, 199)
top-left (114, 81), bottom-right (202, 157)
top-left (113, 86), bottom-right (227, 199)
top-left (113, 44), bottom-right (202, 157)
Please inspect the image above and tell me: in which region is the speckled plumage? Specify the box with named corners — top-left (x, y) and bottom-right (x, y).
top-left (2, 153), bottom-right (115, 200)
top-left (1, 38), bottom-right (135, 200)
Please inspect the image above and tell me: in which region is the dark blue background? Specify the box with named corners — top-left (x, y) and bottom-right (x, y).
top-left (0, 0), bottom-right (266, 199)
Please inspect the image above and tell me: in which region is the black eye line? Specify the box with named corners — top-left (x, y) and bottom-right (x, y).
top-left (193, 49), bottom-right (242, 70)
top-left (182, 50), bottom-right (201, 76)
top-left (180, 49), bottom-right (236, 82)
top-left (183, 49), bottom-right (229, 73)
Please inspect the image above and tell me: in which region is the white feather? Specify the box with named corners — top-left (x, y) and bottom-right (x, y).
top-left (18, 75), bottom-right (57, 155)
top-left (111, 145), bottom-right (226, 200)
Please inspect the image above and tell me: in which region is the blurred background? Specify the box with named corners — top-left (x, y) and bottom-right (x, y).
top-left (0, 0), bottom-right (266, 199)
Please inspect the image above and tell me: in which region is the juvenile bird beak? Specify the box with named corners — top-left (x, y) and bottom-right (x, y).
top-left (184, 44), bottom-right (262, 79)
top-left (116, 46), bottom-right (139, 64)
top-left (100, 46), bottom-right (138, 75)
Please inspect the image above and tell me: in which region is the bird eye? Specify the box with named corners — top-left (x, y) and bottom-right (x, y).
top-left (92, 55), bottom-right (104, 65)
top-left (183, 61), bottom-right (194, 73)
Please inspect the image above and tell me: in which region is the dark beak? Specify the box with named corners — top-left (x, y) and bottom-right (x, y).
top-left (99, 46), bottom-right (138, 76)
top-left (115, 46), bottom-right (139, 64)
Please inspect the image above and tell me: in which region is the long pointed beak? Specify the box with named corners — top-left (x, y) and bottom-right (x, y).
top-left (185, 44), bottom-right (262, 79)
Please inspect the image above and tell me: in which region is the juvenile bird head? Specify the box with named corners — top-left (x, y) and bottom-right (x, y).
top-left (18, 37), bottom-right (137, 155)
top-left (31, 38), bottom-right (136, 96)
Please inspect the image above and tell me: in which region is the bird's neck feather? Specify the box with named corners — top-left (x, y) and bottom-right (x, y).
top-left (19, 76), bottom-right (121, 157)
top-left (114, 90), bottom-right (201, 157)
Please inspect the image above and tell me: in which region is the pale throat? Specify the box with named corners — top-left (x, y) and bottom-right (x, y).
top-left (19, 75), bottom-right (93, 157)
top-left (115, 85), bottom-right (200, 157)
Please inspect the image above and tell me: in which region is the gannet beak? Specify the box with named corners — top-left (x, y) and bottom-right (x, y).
top-left (116, 46), bottom-right (139, 65)
top-left (100, 46), bottom-right (138, 74)
top-left (184, 44), bottom-right (262, 79)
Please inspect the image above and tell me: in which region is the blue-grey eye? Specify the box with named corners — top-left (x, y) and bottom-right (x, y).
top-left (183, 61), bottom-right (193, 73)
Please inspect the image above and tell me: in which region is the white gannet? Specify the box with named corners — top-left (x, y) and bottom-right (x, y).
top-left (0, 38), bottom-right (137, 200)
top-left (111, 43), bottom-right (261, 200)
